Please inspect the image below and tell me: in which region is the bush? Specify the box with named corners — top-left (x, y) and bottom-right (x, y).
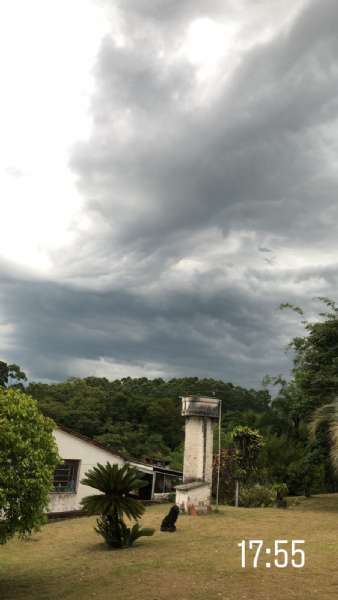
top-left (239, 484), bottom-right (275, 507)
top-left (239, 483), bottom-right (289, 508)
top-left (95, 516), bottom-right (154, 548)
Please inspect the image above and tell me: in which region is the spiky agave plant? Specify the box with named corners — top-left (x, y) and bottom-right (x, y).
top-left (309, 400), bottom-right (338, 473)
top-left (80, 463), bottom-right (154, 548)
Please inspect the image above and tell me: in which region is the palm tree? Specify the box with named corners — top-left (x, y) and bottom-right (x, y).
top-left (80, 463), bottom-right (154, 548)
top-left (309, 400), bottom-right (338, 473)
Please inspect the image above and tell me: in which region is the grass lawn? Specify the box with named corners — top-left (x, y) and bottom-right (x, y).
top-left (1, 495), bottom-right (338, 600)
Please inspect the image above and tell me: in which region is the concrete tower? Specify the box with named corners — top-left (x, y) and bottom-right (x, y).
top-left (176, 396), bottom-right (220, 512)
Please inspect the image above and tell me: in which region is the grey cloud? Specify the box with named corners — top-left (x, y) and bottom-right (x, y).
top-left (73, 0), bottom-right (338, 256)
top-left (3, 0), bottom-right (338, 387)
top-left (1, 264), bottom-right (302, 386)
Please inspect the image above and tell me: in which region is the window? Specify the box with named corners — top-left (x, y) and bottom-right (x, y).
top-left (52, 460), bottom-right (80, 493)
top-left (154, 473), bottom-right (180, 493)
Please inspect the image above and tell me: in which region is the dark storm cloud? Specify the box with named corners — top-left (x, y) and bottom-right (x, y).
top-left (3, 0), bottom-right (338, 386)
top-left (1, 264), bottom-right (302, 386)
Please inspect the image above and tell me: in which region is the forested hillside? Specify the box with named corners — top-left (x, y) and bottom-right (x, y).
top-left (26, 374), bottom-right (334, 496)
top-left (27, 376), bottom-right (269, 460)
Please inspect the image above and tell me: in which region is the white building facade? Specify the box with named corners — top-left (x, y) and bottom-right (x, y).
top-left (49, 427), bottom-right (125, 514)
top-left (49, 426), bottom-right (182, 515)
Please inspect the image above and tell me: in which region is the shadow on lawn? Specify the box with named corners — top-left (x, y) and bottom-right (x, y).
top-left (84, 539), bottom-right (158, 553)
top-left (291, 494), bottom-right (338, 513)
top-left (0, 573), bottom-right (60, 600)
top-left (84, 540), bottom-right (108, 553)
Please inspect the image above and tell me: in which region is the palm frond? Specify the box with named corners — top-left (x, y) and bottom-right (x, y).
top-left (80, 462), bottom-right (146, 519)
top-left (309, 399), bottom-right (338, 474)
top-left (329, 421), bottom-right (338, 473)
top-left (126, 523), bottom-right (155, 546)
top-left (309, 402), bottom-right (338, 439)
top-left (81, 463), bottom-right (146, 494)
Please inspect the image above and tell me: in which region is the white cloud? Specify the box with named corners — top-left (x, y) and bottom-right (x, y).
top-left (0, 0), bottom-right (110, 272)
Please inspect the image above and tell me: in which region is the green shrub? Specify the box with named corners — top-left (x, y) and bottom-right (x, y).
top-left (95, 516), bottom-right (154, 548)
top-left (239, 484), bottom-right (275, 507)
top-left (239, 483), bottom-right (289, 508)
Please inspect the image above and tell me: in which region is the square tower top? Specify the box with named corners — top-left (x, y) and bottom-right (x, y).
top-left (181, 396), bottom-right (220, 419)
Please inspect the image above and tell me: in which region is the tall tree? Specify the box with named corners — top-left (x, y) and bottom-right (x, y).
top-left (281, 298), bottom-right (338, 413)
top-left (0, 388), bottom-right (59, 544)
top-left (230, 425), bottom-right (264, 506)
top-left (268, 299), bottom-right (338, 493)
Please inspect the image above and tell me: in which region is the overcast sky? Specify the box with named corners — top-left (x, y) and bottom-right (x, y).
top-left (1, 0), bottom-right (338, 388)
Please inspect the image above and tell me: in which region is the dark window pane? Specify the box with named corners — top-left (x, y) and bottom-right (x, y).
top-left (52, 460), bottom-right (79, 493)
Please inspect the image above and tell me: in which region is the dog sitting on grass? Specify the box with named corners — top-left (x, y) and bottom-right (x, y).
top-left (160, 504), bottom-right (180, 532)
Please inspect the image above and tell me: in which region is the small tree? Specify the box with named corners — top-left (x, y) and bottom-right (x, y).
top-left (230, 426), bottom-right (264, 506)
top-left (0, 388), bottom-right (59, 544)
top-left (80, 463), bottom-right (155, 549)
top-left (212, 448), bottom-right (238, 504)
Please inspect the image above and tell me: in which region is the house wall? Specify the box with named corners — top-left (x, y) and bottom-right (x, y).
top-left (49, 428), bottom-right (124, 513)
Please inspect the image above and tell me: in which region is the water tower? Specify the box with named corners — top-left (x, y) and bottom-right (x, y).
top-left (175, 396), bottom-right (220, 512)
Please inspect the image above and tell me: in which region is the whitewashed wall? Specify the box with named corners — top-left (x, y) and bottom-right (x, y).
top-left (49, 428), bottom-right (124, 513)
top-left (176, 483), bottom-right (211, 512)
top-left (183, 417), bottom-right (214, 483)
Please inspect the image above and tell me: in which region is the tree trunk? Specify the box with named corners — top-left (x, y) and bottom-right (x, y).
top-left (235, 480), bottom-right (239, 507)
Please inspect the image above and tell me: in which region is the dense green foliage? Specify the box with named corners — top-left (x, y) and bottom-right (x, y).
top-left (230, 426), bottom-right (264, 478)
top-left (81, 463), bottom-right (154, 548)
top-left (284, 298), bottom-right (338, 414)
top-left (230, 426), bottom-right (265, 505)
top-left (0, 388), bottom-right (59, 544)
top-left (239, 484), bottom-right (275, 507)
top-left (27, 376), bottom-right (270, 461)
top-left (276, 298), bottom-right (338, 482)
top-left (264, 298), bottom-right (338, 495)
top-left (239, 483), bottom-right (287, 508)
top-left (23, 370), bottom-right (335, 496)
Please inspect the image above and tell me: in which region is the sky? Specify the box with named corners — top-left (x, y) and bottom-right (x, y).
top-left (1, 0), bottom-right (338, 388)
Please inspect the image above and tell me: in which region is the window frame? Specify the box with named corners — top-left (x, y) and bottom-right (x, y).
top-left (52, 459), bottom-right (80, 494)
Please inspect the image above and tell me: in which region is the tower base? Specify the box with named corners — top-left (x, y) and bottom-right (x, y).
top-left (175, 481), bottom-right (211, 514)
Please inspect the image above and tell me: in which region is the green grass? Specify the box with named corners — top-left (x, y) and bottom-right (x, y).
top-left (1, 495), bottom-right (338, 600)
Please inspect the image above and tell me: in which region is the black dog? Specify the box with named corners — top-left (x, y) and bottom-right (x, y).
top-left (160, 504), bottom-right (180, 532)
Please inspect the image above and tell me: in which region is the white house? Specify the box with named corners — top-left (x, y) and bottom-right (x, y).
top-left (49, 426), bottom-right (182, 516)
